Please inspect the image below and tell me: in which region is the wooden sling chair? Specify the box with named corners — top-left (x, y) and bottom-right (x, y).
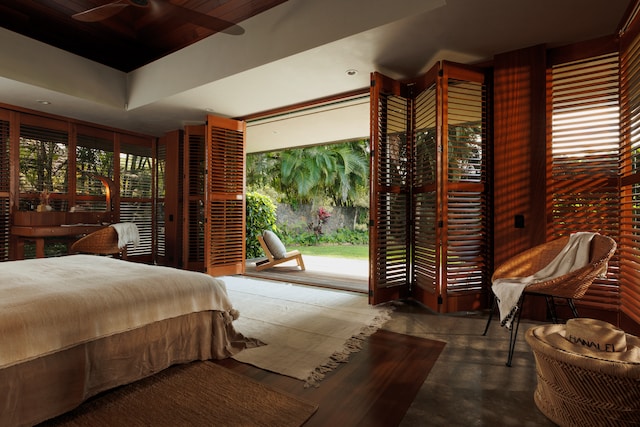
top-left (256, 233), bottom-right (305, 272)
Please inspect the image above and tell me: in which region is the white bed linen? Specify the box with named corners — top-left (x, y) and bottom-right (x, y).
top-left (0, 255), bottom-right (234, 369)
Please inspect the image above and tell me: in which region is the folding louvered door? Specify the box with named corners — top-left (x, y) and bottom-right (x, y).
top-left (205, 115), bottom-right (246, 276)
top-left (370, 62), bottom-right (489, 312)
top-left (183, 125), bottom-right (207, 271)
top-left (410, 66), bottom-right (441, 310)
top-left (182, 117), bottom-right (245, 275)
top-left (369, 71), bottom-right (414, 304)
top-left (439, 63), bottom-right (489, 312)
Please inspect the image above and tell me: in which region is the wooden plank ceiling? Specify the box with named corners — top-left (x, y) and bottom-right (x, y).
top-left (0, 0), bottom-right (287, 72)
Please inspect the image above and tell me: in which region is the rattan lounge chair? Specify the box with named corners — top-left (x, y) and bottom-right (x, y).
top-left (70, 226), bottom-right (128, 259)
top-left (255, 234), bottom-right (305, 272)
top-left (483, 233), bottom-right (617, 366)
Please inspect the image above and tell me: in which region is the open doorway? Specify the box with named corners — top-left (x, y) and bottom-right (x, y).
top-left (243, 95), bottom-right (370, 293)
top-left (244, 139), bottom-right (369, 293)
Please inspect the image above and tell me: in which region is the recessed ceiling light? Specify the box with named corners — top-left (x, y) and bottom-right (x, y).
top-left (346, 69), bottom-right (358, 76)
top-left (37, 100), bottom-right (51, 105)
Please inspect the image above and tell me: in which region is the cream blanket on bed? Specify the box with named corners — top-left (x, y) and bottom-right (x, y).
top-left (492, 232), bottom-right (596, 329)
top-left (0, 255), bottom-right (235, 368)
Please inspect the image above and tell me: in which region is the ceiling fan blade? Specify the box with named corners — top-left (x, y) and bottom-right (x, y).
top-left (72, 0), bottom-right (151, 22)
top-left (72, 1), bottom-right (130, 22)
top-left (166, 2), bottom-right (245, 36)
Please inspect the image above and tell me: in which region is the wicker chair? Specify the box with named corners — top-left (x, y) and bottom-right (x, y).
top-left (70, 226), bottom-right (127, 259)
top-left (483, 233), bottom-right (617, 366)
top-left (526, 324), bottom-right (640, 426)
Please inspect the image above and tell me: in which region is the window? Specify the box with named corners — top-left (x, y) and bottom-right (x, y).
top-left (76, 126), bottom-right (115, 212)
top-left (120, 138), bottom-right (154, 257)
top-left (620, 19), bottom-right (640, 326)
top-left (19, 120), bottom-right (69, 211)
top-left (549, 51), bottom-right (621, 313)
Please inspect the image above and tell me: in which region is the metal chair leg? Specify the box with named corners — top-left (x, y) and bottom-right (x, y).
top-left (506, 294), bottom-right (525, 367)
top-left (546, 295), bottom-right (579, 322)
top-left (545, 295), bottom-right (559, 323)
top-left (484, 291), bottom-right (539, 366)
top-left (567, 298), bottom-right (579, 317)
top-left (483, 293), bottom-right (497, 336)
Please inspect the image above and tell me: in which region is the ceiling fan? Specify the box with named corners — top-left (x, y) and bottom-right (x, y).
top-left (72, 0), bottom-right (245, 35)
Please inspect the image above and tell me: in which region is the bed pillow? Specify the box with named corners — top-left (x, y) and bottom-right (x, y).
top-left (262, 230), bottom-right (287, 259)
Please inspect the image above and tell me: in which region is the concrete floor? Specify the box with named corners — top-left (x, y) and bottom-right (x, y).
top-left (382, 300), bottom-right (555, 426)
top-left (254, 255), bottom-right (555, 425)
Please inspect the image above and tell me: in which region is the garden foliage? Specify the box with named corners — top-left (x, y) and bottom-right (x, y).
top-left (245, 192), bottom-right (278, 259)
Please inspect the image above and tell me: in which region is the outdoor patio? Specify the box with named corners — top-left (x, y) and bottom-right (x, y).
top-left (244, 255), bottom-right (368, 293)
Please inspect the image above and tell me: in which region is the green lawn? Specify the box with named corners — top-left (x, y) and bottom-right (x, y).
top-left (288, 244), bottom-right (368, 260)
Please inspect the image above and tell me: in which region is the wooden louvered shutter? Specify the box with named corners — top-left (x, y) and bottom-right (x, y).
top-left (370, 64), bottom-right (490, 311)
top-left (0, 110), bottom-right (9, 261)
top-left (156, 141), bottom-right (166, 260)
top-left (410, 64), bottom-right (441, 311)
top-left (620, 20), bottom-right (640, 326)
top-left (119, 136), bottom-right (154, 259)
top-left (440, 62), bottom-right (489, 312)
top-left (369, 72), bottom-right (412, 304)
top-left (183, 125), bottom-right (206, 271)
top-left (205, 115), bottom-right (246, 276)
top-left (549, 52), bottom-right (621, 313)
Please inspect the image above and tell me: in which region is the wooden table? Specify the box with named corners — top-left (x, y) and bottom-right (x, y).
top-left (11, 224), bottom-right (107, 259)
top-left (11, 211), bottom-right (114, 259)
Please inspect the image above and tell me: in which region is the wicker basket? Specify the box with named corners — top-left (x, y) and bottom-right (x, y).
top-left (525, 324), bottom-right (640, 426)
top-left (70, 226), bottom-right (123, 256)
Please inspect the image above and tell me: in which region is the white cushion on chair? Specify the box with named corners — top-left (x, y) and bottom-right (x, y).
top-left (262, 230), bottom-right (287, 259)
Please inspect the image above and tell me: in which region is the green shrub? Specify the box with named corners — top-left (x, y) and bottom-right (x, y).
top-left (321, 228), bottom-right (368, 245)
top-left (245, 192), bottom-right (278, 258)
top-left (279, 226), bottom-right (368, 246)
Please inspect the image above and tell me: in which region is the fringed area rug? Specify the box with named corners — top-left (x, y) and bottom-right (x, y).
top-left (41, 361), bottom-right (318, 427)
top-left (222, 275), bottom-right (393, 387)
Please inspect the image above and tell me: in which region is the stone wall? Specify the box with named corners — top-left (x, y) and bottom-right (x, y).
top-left (275, 204), bottom-right (365, 234)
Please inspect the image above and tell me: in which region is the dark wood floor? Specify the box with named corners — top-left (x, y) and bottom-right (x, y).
top-left (214, 329), bottom-right (446, 427)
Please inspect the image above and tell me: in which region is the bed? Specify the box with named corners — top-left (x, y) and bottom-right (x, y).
top-left (0, 255), bottom-right (256, 427)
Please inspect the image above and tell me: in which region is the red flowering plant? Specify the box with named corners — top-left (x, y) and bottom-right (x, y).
top-left (318, 207), bottom-right (331, 223)
top-left (308, 207), bottom-right (331, 239)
